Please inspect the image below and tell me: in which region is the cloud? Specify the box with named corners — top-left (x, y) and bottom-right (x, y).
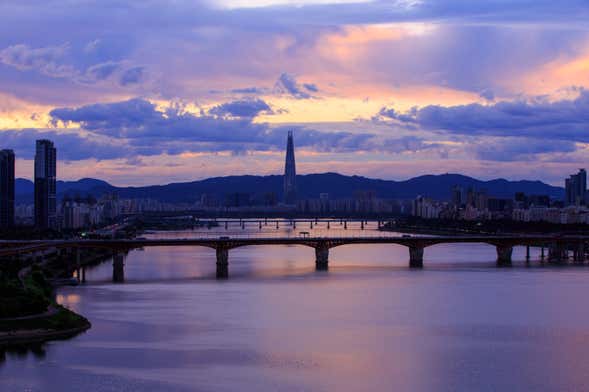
top-left (474, 138), bottom-right (577, 161)
top-left (0, 0), bottom-right (586, 106)
top-left (45, 98), bottom-right (441, 158)
top-left (84, 39), bottom-right (102, 54)
top-left (84, 61), bottom-right (121, 81)
top-left (376, 89), bottom-right (589, 142)
top-left (230, 87), bottom-right (267, 94)
top-left (0, 129), bottom-right (128, 161)
top-left (479, 88), bottom-right (494, 101)
top-left (273, 73), bottom-right (315, 99)
top-left (209, 98), bottom-right (273, 118)
top-left (119, 66), bottom-right (145, 86)
top-left (0, 42), bottom-right (146, 88)
top-left (0, 43), bottom-right (75, 78)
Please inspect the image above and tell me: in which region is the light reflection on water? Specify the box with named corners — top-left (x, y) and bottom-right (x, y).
top-left (2, 226), bottom-right (589, 391)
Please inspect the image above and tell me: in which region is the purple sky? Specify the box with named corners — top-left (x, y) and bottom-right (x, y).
top-left (0, 0), bottom-right (588, 186)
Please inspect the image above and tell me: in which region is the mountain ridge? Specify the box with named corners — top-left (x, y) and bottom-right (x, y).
top-left (13, 172), bottom-right (564, 204)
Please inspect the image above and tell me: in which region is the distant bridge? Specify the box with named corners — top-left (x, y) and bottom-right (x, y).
top-left (1, 234), bottom-right (588, 279)
top-left (147, 218), bottom-right (386, 230)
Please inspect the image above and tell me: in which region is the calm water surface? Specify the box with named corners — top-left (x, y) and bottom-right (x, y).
top-left (2, 223), bottom-right (589, 391)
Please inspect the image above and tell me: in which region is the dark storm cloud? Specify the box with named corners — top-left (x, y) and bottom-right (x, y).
top-left (377, 89), bottom-right (589, 142)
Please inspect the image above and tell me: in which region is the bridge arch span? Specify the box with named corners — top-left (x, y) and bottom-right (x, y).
top-left (328, 243), bottom-right (410, 268)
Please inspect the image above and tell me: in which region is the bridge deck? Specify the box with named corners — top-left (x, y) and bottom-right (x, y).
top-left (0, 234), bottom-right (587, 257)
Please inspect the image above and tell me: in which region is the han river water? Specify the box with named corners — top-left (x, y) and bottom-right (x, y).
top-left (3, 222), bottom-right (589, 391)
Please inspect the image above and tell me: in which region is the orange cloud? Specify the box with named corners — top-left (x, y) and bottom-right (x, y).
top-left (516, 47), bottom-right (589, 95)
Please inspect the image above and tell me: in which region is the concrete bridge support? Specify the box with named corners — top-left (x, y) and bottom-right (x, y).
top-left (409, 246), bottom-right (424, 268)
top-left (75, 248), bottom-right (81, 270)
top-left (526, 246), bottom-right (530, 262)
top-left (216, 247), bottom-right (229, 279)
top-left (574, 242), bottom-right (585, 263)
top-left (315, 244), bottom-right (329, 270)
top-left (548, 243), bottom-right (566, 263)
top-left (112, 252), bottom-right (125, 283)
top-left (496, 245), bottom-right (513, 267)
top-left (34, 251), bottom-right (43, 264)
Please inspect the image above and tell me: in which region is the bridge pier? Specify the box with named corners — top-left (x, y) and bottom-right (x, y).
top-left (548, 242), bottom-right (566, 263)
top-left (216, 247), bottom-right (229, 279)
top-left (496, 245), bottom-right (513, 267)
top-left (525, 245), bottom-right (530, 262)
top-left (34, 251), bottom-right (43, 264)
top-left (409, 246), bottom-right (424, 268)
top-left (112, 252), bottom-right (125, 283)
top-left (315, 244), bottom-right (329, 270)
top-left (76, 248), bottom-right (81, 266)
top-left (574, 242), bottom-right (585, 263)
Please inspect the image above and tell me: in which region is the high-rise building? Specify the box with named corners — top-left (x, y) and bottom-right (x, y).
top-left (34, 139), bottom-right (57, 229)
top-left (565, 169), bottom-right (587, 206)
top-left (283, 131), bottom-right (297, 204)
top-left (0, 149), bottom-right (15, 227)
top-left (451, 185), bottom-right (462, 207)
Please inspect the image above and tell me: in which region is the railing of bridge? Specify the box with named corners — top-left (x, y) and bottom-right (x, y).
top-left (141, 229), bottom-right (432, 240)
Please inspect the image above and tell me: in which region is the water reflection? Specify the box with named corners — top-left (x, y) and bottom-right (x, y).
top-left (0, 344), bottom-right (47, 364)
top-left (3, 227), bottom-right (589, 391)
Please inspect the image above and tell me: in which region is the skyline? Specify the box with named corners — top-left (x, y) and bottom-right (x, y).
top-left (0, 135), bottom-right (585, 191)
top-left (1, 1), bottom-right (589, 186)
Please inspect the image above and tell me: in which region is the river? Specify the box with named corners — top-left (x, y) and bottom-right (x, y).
top-left (2, 222), bottom-right (589, 391)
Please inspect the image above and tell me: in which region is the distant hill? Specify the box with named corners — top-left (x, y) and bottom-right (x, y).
top-left (13, 172), bottom-right (564, 205)
top-left (16, 178), bottom-right (114, 204)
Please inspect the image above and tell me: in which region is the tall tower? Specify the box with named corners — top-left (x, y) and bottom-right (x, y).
top-left (34, 139), bottom-right (57, 229)
top-left (0, 149), bottom-right (15, 227)
top-left (283, 131), bottom-right (297, 204)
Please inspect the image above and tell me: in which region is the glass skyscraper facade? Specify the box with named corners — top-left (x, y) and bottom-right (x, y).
top-left (34, 139), bottom-right (57, 229)
top-left (565, 169), bottom-right (587, 206)
top-left (0, 149), bottom-right (15, 227)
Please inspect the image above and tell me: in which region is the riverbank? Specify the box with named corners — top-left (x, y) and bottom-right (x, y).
top-left (0, 262), bottom-right (92, 347)
top-left (0, 305), bottom-right (90, 346)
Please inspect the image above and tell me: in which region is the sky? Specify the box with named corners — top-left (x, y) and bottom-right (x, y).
top-left (0, 1), bottom-right (588, 186)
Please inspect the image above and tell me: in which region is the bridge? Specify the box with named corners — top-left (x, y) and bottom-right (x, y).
top-left (1, 234), bottom-right (589, 279)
